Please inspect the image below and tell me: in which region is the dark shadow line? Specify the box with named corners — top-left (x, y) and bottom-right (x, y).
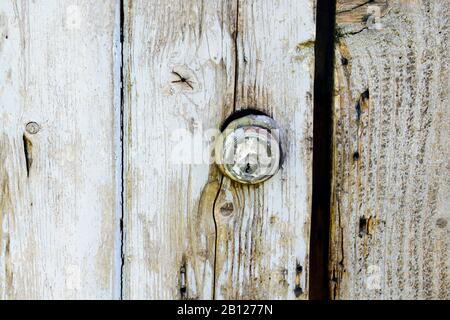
top-left (309, 0), bottom-right (336, 300)
top-left (232, 0), bottom-right (239, 112)
top-left (212, 175), bottom-right (224, 300)
top-left (119, 0), bottom-right (125, 301)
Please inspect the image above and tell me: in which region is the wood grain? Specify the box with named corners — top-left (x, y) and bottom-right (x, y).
top-left (123, 0), bottom-right (315, 299)
top-left (0, 1), bottom-right (121, 299)
top-left (122, 0), bottom-right (236, 299)
top-left (331, 0), bottom-right (449, 299)
top-left (213, 0), bottom-right (315, 299)
top-left (337, 0), bottom-right (389, 29)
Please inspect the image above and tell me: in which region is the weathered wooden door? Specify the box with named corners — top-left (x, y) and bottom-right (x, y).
top-left (0, 0), bottom-right (448, 300)
top-left (0, 0), bottom-right (315, 299)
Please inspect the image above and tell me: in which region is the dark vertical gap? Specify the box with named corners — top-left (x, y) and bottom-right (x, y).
top-left (309, 0), bottom-right (336, 300)
top-left (119, 0), bottom-right (125, 300)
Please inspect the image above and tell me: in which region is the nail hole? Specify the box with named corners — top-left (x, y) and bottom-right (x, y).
top-left (171, 70), bottom-right (194, 90)
top-left (220, 202), bottom-right (234, 217)
top-left (25, 122), bottom-right (40, 135)
top-left (359, 217), bottom-right (367, 237)
top-left (436, 218), bottom-right (447, 228)
top-left (294, 261), bottom-right (303, 297)
top-left (294, 285), bottom-right (303, 297)
top-left (361, 89), bottom-right (370, 100)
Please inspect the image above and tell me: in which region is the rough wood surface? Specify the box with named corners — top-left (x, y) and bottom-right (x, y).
top-left (213, 0), bottom-right (315, 299)
top-left (0, 1), bottom-right (121, 299)
top-left (123, 0), bottom-right (315, 299)
top-left (337, 0), bottom-right (389, 29)
top-left (331, 0), bottom-right (449, 299)
top-left (122, 0), bottom-right (236, 299)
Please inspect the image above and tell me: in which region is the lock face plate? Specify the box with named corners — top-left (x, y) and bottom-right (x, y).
top-left (215, 114), bottom-right (282, 184)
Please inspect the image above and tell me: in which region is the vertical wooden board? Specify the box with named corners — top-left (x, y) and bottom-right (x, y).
top-left (331, 0), bottom-right (449, 299)
top-left (0, 1), bottom-right (121, 299)
top-left (123, 0), bottom-right (237, 299)
top-left (213, 0), bottom-right (316, 299)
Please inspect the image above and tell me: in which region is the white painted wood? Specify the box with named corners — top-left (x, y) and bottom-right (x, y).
top-left (1, 0), bottom-right (446, 301)
top-left (213, 0), bottom-right (315, 299)
top-left (0, 0), bottom-right (121, 299)
top-left (331, 0), bottom-right (449, 299)
top-left (122, 0), bottom-right (236, 299)
top-left (123, 0), bottom-right (315, 299)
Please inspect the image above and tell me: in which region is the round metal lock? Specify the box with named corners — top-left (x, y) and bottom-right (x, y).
top-left (215, 113), bottom-right (282, 184)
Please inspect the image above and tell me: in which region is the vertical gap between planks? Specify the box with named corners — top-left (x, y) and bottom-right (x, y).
top-left (117, 0), bottom-right (125, 300)
top-left (309, 0), bottom-right (336, 300)
top-left (232, 0), bottom-right (239, 112)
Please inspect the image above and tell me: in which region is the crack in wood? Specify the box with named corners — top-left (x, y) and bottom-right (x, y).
top-left (211, 175), bottom-right (224, 300)
top-left (232, 0), bottom-right (239, 112)
top-left (337, 0), bottom-right (374, 14)
top-left (171, 70), bottom-right (194, 90)
top-left (179, 255), bottom-right (188, 299)
top-left (119, 0), bottom-right (125, 300)
top-left (22, 134), bottom-right (32, 177)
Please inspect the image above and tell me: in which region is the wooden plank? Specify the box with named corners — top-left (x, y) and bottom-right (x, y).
top-left (213, 0), bottom-right (316, 299)
top-left (331, 0), bottom-right (449, 299)
top-left (0, 1), bottom-right (121, 299)
top-left (122, 0), bottom-right (237, 299)
top-left (123, 0), bottom-right (315, 299)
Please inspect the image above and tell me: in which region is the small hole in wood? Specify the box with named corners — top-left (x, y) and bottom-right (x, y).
top-left (361, 89), bottom-right (370, 100)
top-left (359, 217), bottom-right (367, 237)
top-left (436, 218), bottom-right (447, 228)
top-left (294, 285), bottom-right (303, 297)
top-left (220, 202), bottom-right (234, 217)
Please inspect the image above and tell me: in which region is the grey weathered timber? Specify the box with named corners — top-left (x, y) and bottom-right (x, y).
top-left (331, 0), bottom-right (449, 299)
top-left (0, 0), bottom-right (121, 299)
